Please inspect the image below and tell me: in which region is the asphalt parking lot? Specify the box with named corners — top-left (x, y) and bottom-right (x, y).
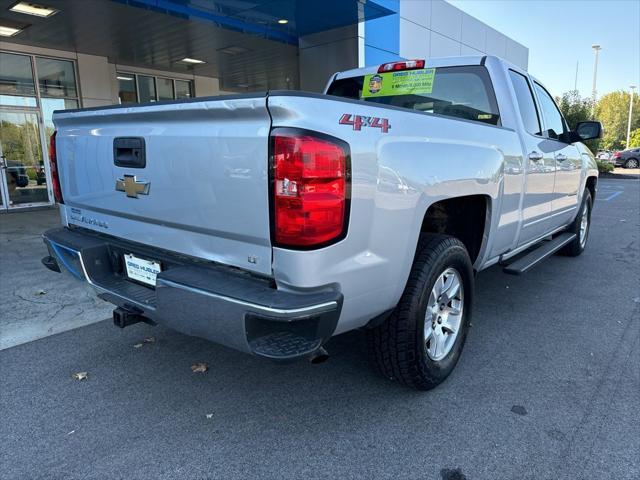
top-left (1, 178), bottom-right (638, 480)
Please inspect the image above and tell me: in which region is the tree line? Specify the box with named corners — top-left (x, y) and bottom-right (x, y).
top-left (557, 90), bottom-right (640, 151)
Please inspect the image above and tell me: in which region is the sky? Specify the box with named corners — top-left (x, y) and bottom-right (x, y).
top-left (448, 0), bottom-right (640, 99)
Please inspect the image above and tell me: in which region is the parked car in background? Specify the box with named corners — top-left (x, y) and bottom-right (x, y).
top-left (596, 150), bottom-right (612, 161)
top-left (35, 163), bottom-right (47, 185)
top-left (5, 160), bottom-right (30, 189)
top-left (611, 148), bottom-right (640, 168)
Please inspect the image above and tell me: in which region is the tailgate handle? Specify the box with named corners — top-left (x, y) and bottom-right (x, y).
top-left (114, 137), bottom-right (146, 168)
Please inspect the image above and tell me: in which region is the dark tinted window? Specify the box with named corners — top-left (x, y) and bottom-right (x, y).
top-left (508, 70), bottom-right (541, 135)
top-left (533, 82), bottom-right (566, 140)
top-left (328, 66), bottom-right (500, 126)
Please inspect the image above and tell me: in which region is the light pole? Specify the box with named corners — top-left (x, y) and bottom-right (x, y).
top-left (591, 44), bottom-right (601, 108)
top-left (626, 85), bottom-right (637, 149)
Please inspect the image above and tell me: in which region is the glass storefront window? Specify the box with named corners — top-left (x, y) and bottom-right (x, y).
top-left (157, 78), bottom-right (174, 100)
top-left (0, 95), bottom-right (37, 107)
top-left (175, 80), bottom-right (192, 99)
top-left (35, 57), bottom-right (78, 98)
top-left (41, 98), bottom-right (79, 136)
top-left (138, 75), bottom-right (156, 103)
top-left (0, 52), bottom-right (36, 96)
top-left (0, 111), bottom-right (49, 205)
top-left (0, 51), bottom-right (79, 209)
top-left (117, 73), bottom-right (137, 104)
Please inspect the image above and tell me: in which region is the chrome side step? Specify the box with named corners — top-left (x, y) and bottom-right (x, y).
top-left (503, 233), bottom-right (576, 275)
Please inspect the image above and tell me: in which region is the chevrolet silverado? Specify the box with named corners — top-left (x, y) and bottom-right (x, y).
top-left (42, 56), bottom-right (602, 390)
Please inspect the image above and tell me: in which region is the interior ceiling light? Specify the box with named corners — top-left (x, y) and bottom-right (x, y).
top-left (0, 24), bottom-right (24, 36)
top-left (277, 19), bottom-right (288, 24)
top-left (180, 57), bottom-right (206, 64)
top-left (10, 2), bottom-right (58, 18)
top-left (217, 45), bottom-right (250, 55)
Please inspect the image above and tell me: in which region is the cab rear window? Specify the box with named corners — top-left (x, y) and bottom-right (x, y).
top-left (327, 65), bottom-right (500, 126)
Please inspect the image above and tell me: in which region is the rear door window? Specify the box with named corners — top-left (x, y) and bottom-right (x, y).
top-left (508, 70), bottom-right (541, 136)
top-left (327, 65), bottom-right (500, 126)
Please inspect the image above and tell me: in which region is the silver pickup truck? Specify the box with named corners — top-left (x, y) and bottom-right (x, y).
top-left (42, 56), bottom-right (601, 390)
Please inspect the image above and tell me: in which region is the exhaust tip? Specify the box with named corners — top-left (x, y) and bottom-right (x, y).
top-left (309, 347), bottom-right (329, 364)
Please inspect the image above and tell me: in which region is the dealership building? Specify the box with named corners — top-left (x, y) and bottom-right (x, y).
top-left (0, 0), bottom-right (528, 212)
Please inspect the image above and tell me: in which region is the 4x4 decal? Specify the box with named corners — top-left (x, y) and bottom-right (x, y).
top-left (339, 114), bottom-right (390, 133)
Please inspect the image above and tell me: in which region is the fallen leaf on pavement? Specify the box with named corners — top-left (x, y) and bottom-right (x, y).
top-left (67, 430), bottom-right (75, 435)
top-left (143, 337), bottom-right (156, 343)
top-left (133, 343), bottom-right (144, 348)
top-left (205, 413), bottom-right (214, 419)
top-left (72, 372), bottom-right (88, 381)
top-left (36, 289), bottom-right (47, 295)
top-left (191, 362), bottom-right (209, 373)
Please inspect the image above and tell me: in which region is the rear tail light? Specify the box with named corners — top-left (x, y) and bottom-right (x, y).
top-left (270, 129), bottom-right (350, 248)
top-left (378, 59), bottom-right (425, 73)
top-left (48, 131), bottom-right (63, 204)
top-left (613, 151), bottom-right (621, 158)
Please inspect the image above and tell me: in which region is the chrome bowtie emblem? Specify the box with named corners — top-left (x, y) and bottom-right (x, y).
top-left (115, 175), bottom-right (150, 198)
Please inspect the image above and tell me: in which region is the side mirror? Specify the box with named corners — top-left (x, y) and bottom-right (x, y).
top-left (568, 121), bottom-right (603, 143)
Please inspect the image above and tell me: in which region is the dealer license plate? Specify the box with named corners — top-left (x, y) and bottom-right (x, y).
top-left (124, 253), bottom-right (161, 286)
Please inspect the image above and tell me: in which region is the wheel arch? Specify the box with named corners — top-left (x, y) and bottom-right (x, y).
top-left (418, 194), bottom-right (491, 267)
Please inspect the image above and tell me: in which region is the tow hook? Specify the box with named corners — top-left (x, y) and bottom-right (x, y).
top-left (113, 306), bottom-right (145, 328)
top-left (309, 346), bottom-right (330, 364)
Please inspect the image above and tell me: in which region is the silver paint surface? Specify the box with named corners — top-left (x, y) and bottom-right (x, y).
top-left (52, 55), bottom-right (598, 337)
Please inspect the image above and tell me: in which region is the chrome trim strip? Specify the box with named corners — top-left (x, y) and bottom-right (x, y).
top-left (46, 238), bottom-right (336, 317)
top-left (157, 278), bottom-right (338, 317)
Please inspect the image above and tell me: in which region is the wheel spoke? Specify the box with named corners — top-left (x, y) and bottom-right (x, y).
top-left (441, 318), bottom-right (457, 335)
top-left (443, 274), bottom-right (461, 299)
top-left (448, 299), bottom-right (462, 316)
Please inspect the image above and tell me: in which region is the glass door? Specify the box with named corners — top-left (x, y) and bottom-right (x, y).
top-left (0, 109), bottom-right (51, 209)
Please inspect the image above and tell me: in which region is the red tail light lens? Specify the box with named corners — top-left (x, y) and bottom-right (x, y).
top-left (378, 59), bottom-right (425, 73)
top-left (271, 129), bottom-right (349, 248)
top-left (48, 131), bottom-right (63, 204)
top-left (613, 151), bottom-right (621, 158)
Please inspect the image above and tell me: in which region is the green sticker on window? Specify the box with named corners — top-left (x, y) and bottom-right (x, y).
top-left (361, 68), bottom-right (436, 98)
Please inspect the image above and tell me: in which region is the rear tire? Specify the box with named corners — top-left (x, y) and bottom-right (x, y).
top-left (367, 234), bottom-right (474, 391)
top-left (559, 189), bottom-right (592, 257)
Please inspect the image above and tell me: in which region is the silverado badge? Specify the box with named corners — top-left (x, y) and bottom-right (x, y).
top-left (115, 175), bottom-right (150, 198)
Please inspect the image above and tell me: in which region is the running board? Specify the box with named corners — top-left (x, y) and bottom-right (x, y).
top-left (503, 233), bottom-right (576, 275)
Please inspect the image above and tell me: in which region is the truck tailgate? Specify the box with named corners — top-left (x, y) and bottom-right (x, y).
top-left (53, 94), bottom-right (273, 275)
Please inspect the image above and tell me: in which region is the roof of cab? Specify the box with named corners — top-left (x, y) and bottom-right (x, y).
top-left (334, 55), bottom-right (488, 80)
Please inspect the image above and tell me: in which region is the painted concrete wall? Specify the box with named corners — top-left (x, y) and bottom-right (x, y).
top-left (298, 25), bottom-right (360, 92)
top-left (299, 0), bottom-right (529, 92)
top-left (366, 0), bottom-right (529, 70)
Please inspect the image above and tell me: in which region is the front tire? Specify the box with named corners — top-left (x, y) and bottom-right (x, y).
top-left (367, 234), bottom-right (474, 391)
top-left (559, 188), bottom-right (592, 257)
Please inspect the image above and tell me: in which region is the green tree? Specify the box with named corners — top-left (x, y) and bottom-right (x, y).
top-left (556, 90), bottom-right (598, 151)
top-left (595, 91), bottom-right (640, 150)
top-left (629, 128), bottom-right (640, 148)
top-left (557, 90), bottom-right (594, 129)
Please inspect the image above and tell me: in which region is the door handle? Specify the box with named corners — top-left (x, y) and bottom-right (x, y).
top-left (555, 153), bottom-right (568, 162)
top-left (528, 151), bottom-right (543, 162)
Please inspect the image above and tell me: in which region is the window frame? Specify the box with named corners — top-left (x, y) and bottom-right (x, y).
top-left (116, 72), bottom-right (194, 104)
top-left (532, 81), bottom-right (569, 142)
top-left (327, 65), bottom-right (502, 127)
top-left (0, 51), bottom-right (81, 109)
top-left (507, 69), bottom-right (543, 138)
